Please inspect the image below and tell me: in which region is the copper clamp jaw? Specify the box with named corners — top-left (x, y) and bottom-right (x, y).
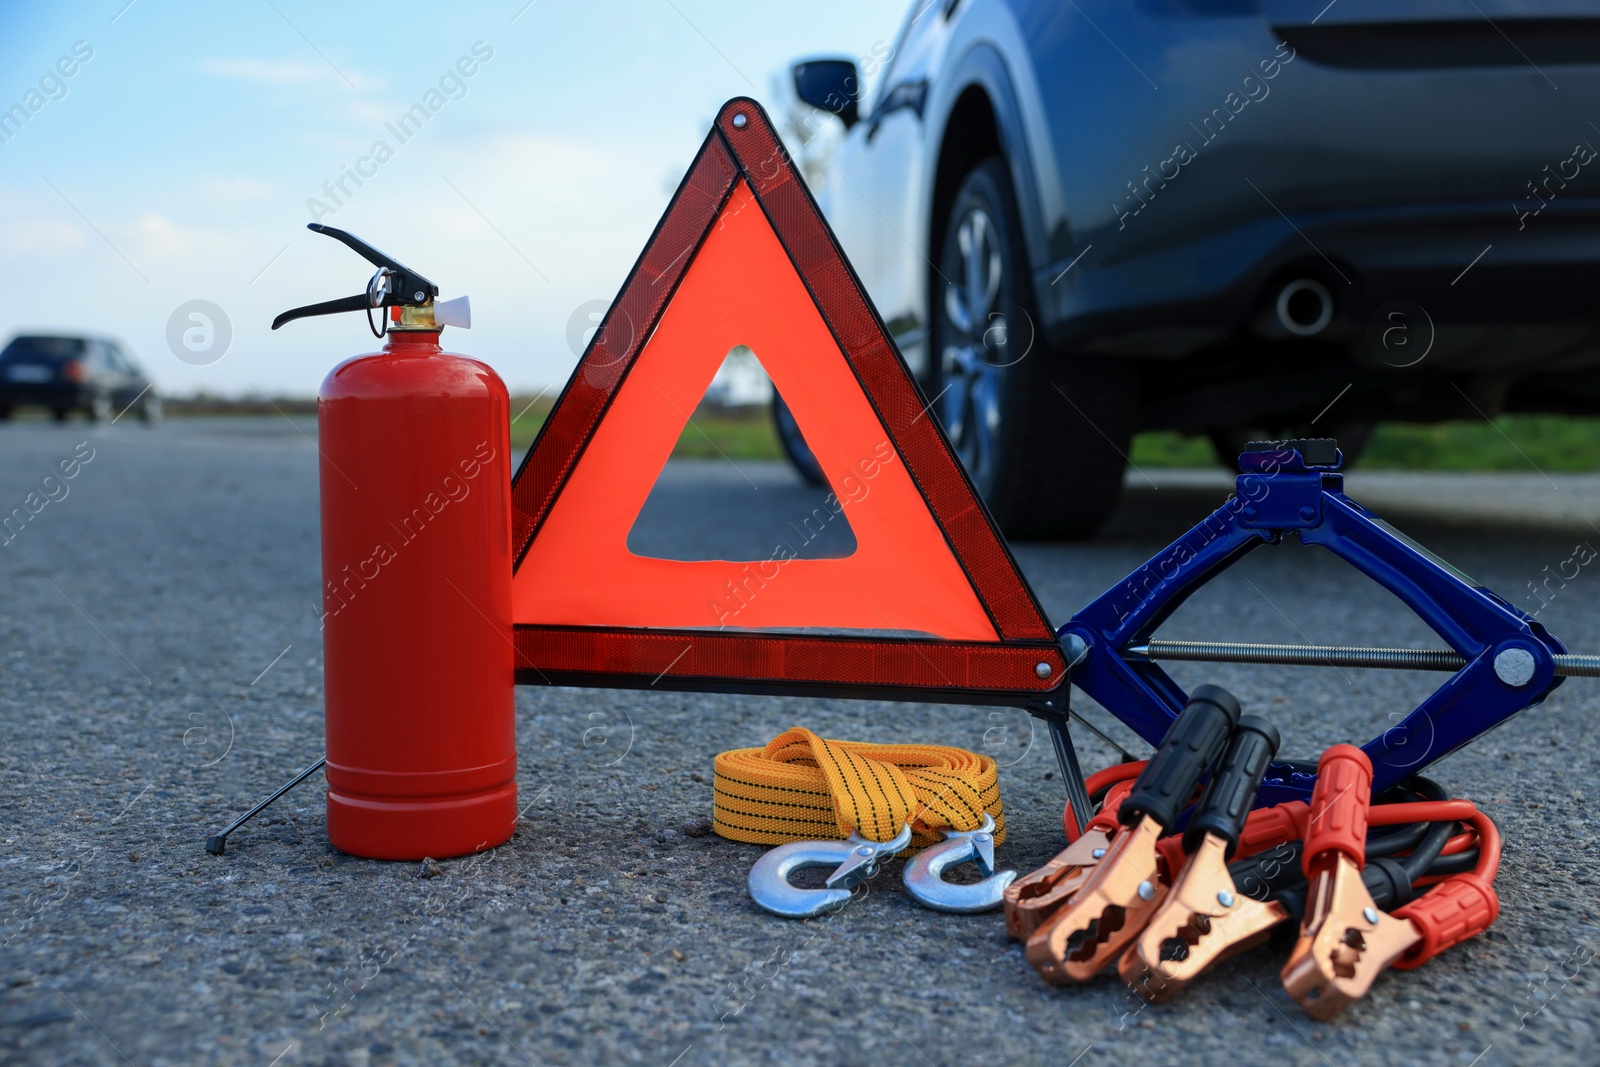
top-left (1120, 832), bottom-right (1290, 1001)
top-left (1281, 853), bottom-right (1421, 1019)
top-left (1026, 816), bottom-right (1169, 983)
top-left (1004, 826), bottom-right (1113, 940)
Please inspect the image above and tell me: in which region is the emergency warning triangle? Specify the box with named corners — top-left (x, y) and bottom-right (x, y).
top-left (510, 99), bottom-right (1065, 703)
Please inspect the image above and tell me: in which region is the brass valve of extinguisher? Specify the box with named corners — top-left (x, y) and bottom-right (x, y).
top-left (270, 223), bottom-right (470, 337)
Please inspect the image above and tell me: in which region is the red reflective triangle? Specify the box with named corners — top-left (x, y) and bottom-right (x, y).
top-left (510, 99), bottom-right (1063, 702)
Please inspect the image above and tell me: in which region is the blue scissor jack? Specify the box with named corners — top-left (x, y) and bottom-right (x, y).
top-left (1053, 439), bottom-right (1595, 810)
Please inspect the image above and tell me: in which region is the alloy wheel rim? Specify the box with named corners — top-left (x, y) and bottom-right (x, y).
top-left (939, 207), bottom-right (1010, 489)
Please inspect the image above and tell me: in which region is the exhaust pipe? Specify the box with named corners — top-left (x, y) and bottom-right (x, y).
top-left (1275, 278), bottom-right (1333, 336)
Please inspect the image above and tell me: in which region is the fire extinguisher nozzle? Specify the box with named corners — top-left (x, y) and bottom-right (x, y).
top-left (435, 295), bottom-right (471, 329)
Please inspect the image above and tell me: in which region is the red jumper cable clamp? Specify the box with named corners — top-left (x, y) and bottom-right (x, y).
top-left (1281, 745), bottom-right (1501, 1017)
top-left (1281, 744), bottom-right (1419, 1016)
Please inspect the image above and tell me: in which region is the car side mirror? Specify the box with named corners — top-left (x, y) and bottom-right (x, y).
top-left (792, 58), bottom-right (860, 129)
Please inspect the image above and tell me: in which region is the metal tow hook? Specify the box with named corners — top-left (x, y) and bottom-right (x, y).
top-left (902, 813), bottom-right (1017, 914)
top-left (748, 824), bottom-right (914, 919)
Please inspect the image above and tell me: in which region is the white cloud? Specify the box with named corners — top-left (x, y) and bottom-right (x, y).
top-left (198, 56), bottom-right (376, 91)
top-left (2, 219), bottom-right (88, 257)
top-left (344, 100), bottom-right (395, 125)
top-left (193, 175), bottom-right (284, 205)
top-left (125, 212), bottom-right (235, 262)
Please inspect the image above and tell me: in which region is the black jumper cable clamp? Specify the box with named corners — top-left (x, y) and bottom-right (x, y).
top-left (1059, 438), bottom-right (1599, 808)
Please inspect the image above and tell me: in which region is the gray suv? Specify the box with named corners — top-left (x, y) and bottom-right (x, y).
top-left (783, 0), bottom-right (1600, 537)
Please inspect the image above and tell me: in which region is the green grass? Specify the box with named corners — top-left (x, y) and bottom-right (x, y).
top-left (508, 401), bottom-right (548, 451)
top-left (507, 395), bottom-right (1600, 474)
top-left (510, 399), bottom-right (783, 459)
top-left (1129, 431), bottom-right (1218, 468)
top-left (667, 414), bottom-right (784, 460)
top-left (1132, 416), bottom-right (1600, 473)
top-left (1360, 417), bottom-right (1600, 471)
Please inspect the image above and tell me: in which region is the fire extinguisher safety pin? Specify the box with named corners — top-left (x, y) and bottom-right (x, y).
top-left (902, 813), bottom-right (1018, 914)
top-left (748, 824), bottom-right (914, 919)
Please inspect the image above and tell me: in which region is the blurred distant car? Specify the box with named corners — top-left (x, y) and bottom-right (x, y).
top-left (0, 335), bottom-right (160, 424)
top-left (785, 0), bottom-right (1600, 537)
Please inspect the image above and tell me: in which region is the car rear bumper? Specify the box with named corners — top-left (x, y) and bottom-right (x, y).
top-left (1036, 198), bottom-right (1600, 369)
top-left (0, 385), bottom-right (93, 409)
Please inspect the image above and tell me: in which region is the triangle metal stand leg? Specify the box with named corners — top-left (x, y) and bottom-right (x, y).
top-left (1034, 703), bottom-right (1092, 840)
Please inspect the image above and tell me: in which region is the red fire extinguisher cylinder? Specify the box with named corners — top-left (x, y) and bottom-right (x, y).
top-left (273, 224), bottom-right (517, 861)
top-left (318, 325), bottom-right (516, 859)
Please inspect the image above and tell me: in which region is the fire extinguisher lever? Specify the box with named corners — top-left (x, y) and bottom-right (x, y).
top-left (271, 223), bottom-right (452, 333)
top-left (307, 223), bottom-right (430, 281)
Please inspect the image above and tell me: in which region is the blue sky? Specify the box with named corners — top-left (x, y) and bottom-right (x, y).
top-left (0, 1), bottom-right (906, 396)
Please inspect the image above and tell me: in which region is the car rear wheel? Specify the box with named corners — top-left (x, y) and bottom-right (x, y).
top-left (772, 393), bottom-right (824, 486)
top-left (932, 158), bottom-right (1131, 540)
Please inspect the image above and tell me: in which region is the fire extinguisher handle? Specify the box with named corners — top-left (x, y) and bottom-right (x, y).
top-left (273, 224), bottom-right (442, 331)
top-left (309, 223), bottom-right (433, 285)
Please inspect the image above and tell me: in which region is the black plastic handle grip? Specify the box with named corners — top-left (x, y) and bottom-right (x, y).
top-left (1229, 839), bottom-right (1304, 902)
top-left (309, 223), bottom-right (432, 283)
top-left (1121, 684), bottom-right (1242, 831)
top-left (271, 293), bottom-right (368, 330)
top-left (1184, 715), bottom-right (1281, 857)
top-left (1274, 857), bottom-right (1412, 921)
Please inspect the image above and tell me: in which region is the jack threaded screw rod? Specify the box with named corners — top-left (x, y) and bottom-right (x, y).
top-left (1128, 640), bottom-right (1600, 679)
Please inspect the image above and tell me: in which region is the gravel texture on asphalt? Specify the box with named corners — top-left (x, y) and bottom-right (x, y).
top-left (2, 418), bottom-right (1597, 1067)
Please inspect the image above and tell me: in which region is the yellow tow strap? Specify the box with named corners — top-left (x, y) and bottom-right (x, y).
top-left (712, 727), bottom-right (1005, 849)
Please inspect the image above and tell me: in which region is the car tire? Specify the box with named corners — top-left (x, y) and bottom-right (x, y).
top-left (932, 158), bottom-right (1131, 540)
top-left (0, 406), bottom-right (12, 421)
top-left (772, 392), bottom-right (824, 486)
top-left (140, 394), bottom-right (163, 426)
top-left (52, 408), bottom-right (70, 423)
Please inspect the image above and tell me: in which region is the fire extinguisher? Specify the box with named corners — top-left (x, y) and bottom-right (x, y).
top-left (272, 223), bottom-right (516, 861)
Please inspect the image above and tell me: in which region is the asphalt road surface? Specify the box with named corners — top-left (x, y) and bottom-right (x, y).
top-left (3, 416), bottom-right (1599, 1067)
